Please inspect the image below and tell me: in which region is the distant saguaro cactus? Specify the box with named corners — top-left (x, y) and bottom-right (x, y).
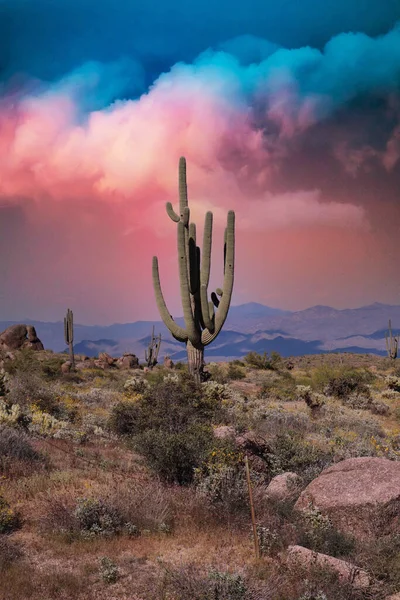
top-left (152, 157), bottom-right (235, 382)
top-left (386, 319), bottom-right (399, 360)
top-left (145, 326), bottom-right (162, 369)
top-left (64, 308), bottom-right (75, 369)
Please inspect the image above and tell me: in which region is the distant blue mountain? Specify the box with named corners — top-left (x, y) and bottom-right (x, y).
top-left (1, 301), bottom-right (399, 360)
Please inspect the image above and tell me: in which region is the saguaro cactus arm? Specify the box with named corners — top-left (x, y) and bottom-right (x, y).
top-left (178, 221), bottom-right (200, 344)
top-left (152, 256), bottom-right (188, 342)
top-left (201, 210), bottom-right (235, 345)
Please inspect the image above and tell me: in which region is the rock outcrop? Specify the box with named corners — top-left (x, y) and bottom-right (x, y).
top-left (0, 324), bottom-right (44, 352)
top-left (295, 457), bottom-right (400, 539)
top-left (286, 545), bottom-right (370, 589)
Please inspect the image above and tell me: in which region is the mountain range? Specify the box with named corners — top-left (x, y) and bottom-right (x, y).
top-left (1, 302), bottom-right (399, 361)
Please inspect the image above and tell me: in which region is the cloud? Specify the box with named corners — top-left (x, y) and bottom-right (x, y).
top-left (1, 25), bottom-right (400, 206)
top-left (0, 18), bottom-right (399, 321)
top-left (239, 191), bottom-right (369, 230)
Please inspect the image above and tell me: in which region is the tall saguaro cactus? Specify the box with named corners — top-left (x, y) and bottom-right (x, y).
top-left (145, 326), bottom-right (162, 369)
top-left (152, 157), bottom-right (235, 381)
top-left (64, 308), bottom-right (75, 369)
top-left (386, 319), bottom-right (399, 360)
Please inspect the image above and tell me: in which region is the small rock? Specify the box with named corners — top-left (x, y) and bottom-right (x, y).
top-left (266, 472), bottom-right (301, 501)
top-left (213, 425), bottom-right (235, 440)
top-left (61, 361), bottom-right (71, 374)
top-left (164, 356), bottom-right (174, 369)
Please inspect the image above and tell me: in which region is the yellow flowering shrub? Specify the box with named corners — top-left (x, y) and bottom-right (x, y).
top-left (0, 496), bottom-right (20, 533)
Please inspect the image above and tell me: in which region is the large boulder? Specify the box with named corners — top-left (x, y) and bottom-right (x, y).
top-left (295, 457), bottom-right (400, 539)
top-left (0, 324), bottom-right (44, 351)
top-left (286, 545), bottom-right (370, 590)
top-left (98, 352), bottom-right (115, 366)
top-left (118, 353), bottom-right (139, 369)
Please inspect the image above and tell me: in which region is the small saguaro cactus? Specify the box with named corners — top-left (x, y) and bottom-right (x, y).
top-left (386, 319), bottom-right (399, 360)
top-left (152, 157), bottom-right (235, 382)
top-left (145, 325), bottom-right (162, 369)
top-left (64, 308), bottom-right (75, 369)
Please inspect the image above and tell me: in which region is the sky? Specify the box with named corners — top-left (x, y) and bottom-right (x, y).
top-left (0, 0), bottom-right (400, 324)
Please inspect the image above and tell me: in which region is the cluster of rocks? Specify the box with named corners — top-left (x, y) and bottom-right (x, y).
top-left (62, 353), bottom-right (175, 373)
top-left (0, 324), bottom-right (44, 353)
top-left (61, 352), bottom-right (140, 373)
top-left (213, 426), bottom-right (400, 596)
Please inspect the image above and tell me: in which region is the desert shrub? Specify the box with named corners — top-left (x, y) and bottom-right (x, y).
top-left (0, 399), bottom-right (29, 428)
top-left (40, 355), bottom-right (65, 380)
top-left (134, 425), bottom-right (213, 484)
top-left (257, 373), bottom-right (297, 401)
top-left (195, 443), bottom-right (247, 518)
top-left (99, 557), bottom-right (119, 584)
top-left (161, 563), bottom-right (248, 600)
top-left (0, 536), bottom-right (22, 571)
top-left (123, 376), bottom-right (149, 395)
top-left (227, 363), bottom-right (246, 380)
top-left (244, 351), bottom-right (281, 370)
top-left (297, 385), bottom-right (325, 414)
top-left (267, 432), bottom-right (333, 482)
top-left (256, 525), bottom-right (283, 557)
top-left (44, 481), bottom-right (175, 538)
top-left (74, 497), bottom-right (125, 537)
top-left (356, 533), bottom-right (400, 591)
top-left (110, 376), bottom-right (226, 484)
top-left (296, 503), bottom-right (355, 558)
top-left (312, 366), bottom-right (373, 399)
top-left (0, 497), bottom-right (21, 534)
top-left (386, 375), bottom-right (400, 392)
top-left (3, 348), bottom-right (41, 376)
top-left (202, 381), bottom-right (230, 404)
top-left (110, 375), bottom-right (220, 437)
top-left (0, 425), bottom-right (42, 463)
top-left (108, 400), bottom-right (140, 436)
top-left (252, 408), bottom-right (311, 440)
top-left (207, 363), bottom-right (229, 384)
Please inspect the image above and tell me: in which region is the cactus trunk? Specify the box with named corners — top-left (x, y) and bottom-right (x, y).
top-left (64, 308), bottom-right (75, 370)
top-left (386, 319), bottom-right (399, 360)
top-left (186, 339), bottom-right (205, 382)
top-left (68, 341), bottom-right (75, 369)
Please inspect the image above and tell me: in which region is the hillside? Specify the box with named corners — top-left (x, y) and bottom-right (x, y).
top-left (2, 302), bottom-right (399, 361)
top-left (1, 349), bottom-right (400, 599)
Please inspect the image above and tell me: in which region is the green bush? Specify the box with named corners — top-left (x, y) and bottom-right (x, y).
top-left (162, 564), bottom-right (248, 600)
top-left (312, 366), bottom-right (373, 399)
top-left (195, 442), bottom-right (247, 517)
top-left (0, 496), bottom-right (21, 533)
top-left (109, 374), bottom-right (220, 437)
top-left (0, 425), bottom-right (43, 463)
top-left (99, 557), bottom-right (119, 584)
top-left (134, 425), bottom-right (213, 484)
top-left (267, 432), bottom-right (333, 482)
top-left (227, 363), bottom-right (246, 380)
top-left (297, 503), bottom-right (355, 557)
top-left (74, 497), bottom-right (124, 538)
top-left (244, 351), bottom-right (282, 370)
